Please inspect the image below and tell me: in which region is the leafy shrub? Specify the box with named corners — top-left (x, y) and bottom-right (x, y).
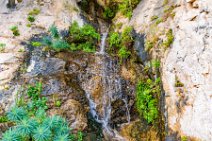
top-left (118, 46), bottom-right (131, 59)
top-left (121, 26), bottom-right (133, 44)
top-left (68, 21), bottom-right (100, 52)
top-left (27, 15), bottom-right (35, 23)
top-left (108, 32), bottom-right (120, 48)
top-left (103, 7), bottom-right (115, 19)
top-left (10, 26), bottom-right (20, 36)
top-left (136, 79), bottom-right (159, 123)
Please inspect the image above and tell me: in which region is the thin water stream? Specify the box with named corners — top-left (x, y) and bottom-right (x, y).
top-left (85, 33), bottom-right (131, 140)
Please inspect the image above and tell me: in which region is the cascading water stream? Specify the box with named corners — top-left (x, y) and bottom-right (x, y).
top-left (85, 32), bottom-right (131, 140)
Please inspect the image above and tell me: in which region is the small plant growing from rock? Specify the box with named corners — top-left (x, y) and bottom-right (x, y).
top-left (0, 43), bottom-right (6, 52)
top-left (163, 29), bottom-right (174, 48)
top-left (1, 83), bottom-right (83, 141)
top-left (28, 8), bottom-right (40, 16)
top-left (31, 41), bottom-right (42, 47)
top-left (136, 79), bottom-right (159, 124)
top-left (27, 15), bottom-right (35, 23)
top-left (118, 46), bottom-right (131, 60)
top-left (175, 76), bottom-right (184, 87)
top-left (151, 15), bottom-right (158, 21)
top-left (108, 32), bottom-right (121, 48)
top-left (10, 26), bottom-right (20, 36)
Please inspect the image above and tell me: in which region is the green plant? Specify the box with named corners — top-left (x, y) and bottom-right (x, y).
top-left (151, 59), bottom-right (160, 69)
top-left (118, 46), bottom-right (131, 59)
top-left (163, 0), bottom-right (168, 6)
top-left (10, 26), bottom-right (20, 36)
top-left (155, 18), bottom-right (163, 25)
top-left (42, 36), bottom-right (52, 46)
top-left (52, 40), bottom-right (70, 52)
top-left (0, 43), bottom-right (6, 52)
top-left (151, 15), bottom-right (158, 21)
top-left (136, 79), bottom-right (159, 123)
top-left (121, 26), bottom-right (133, 44)
top-left (55, 100), bottom-right (61, 107)
top-left (28, 8), bottom-right (40, 16)
top-left (26, 23), bottom-right (32, 28)
top-left (181, 136), bottom-right (188, 141)
top-left (175, 76), bottom-right (184, 87)
top-left (31, 41), bottom-right (42, 47)
top-left (145, 40), bottom-right (154, 51)
top-left (108, 32), bottom-right (121, 48)
top-left (103, 7), bottom-right (115, 19)
top-left (68, 21), bottom-right (100, 52)
top-left (2, 83), bottom-right (82, 141)
top-left (163, 29), bottom-right (174, 48)
top-left (27, 15), bottom-right (35, 23)
top-left (0, 115), bottom-right (8, 123)
top-left (49, 24), bottom-right (60, 38)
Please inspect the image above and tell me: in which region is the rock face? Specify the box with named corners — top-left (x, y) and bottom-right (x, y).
top-left (163, 0), bottom-right (212, 140)
top-left (130, 0), bottom-right (212, 140)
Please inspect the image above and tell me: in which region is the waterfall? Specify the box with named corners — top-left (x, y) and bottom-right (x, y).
top-left (84, 32), bottom-right (130, 140)
top-left (99, 33), bottom-right (108, 54)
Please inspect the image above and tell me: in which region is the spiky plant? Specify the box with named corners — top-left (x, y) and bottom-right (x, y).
top-left (43, 116), bottom-right (68, 131)
top-left (1, 128), bottom-right (22, 141)
top-left (32, 126), bottom-right (52, 141)
top-left (49, 24), bottom-right (59, 38)
top-left (52, 40), bottom-right (70, 52)
top-left (16, 118), bottom-right (38, 137)
top-left (53, 134), bottom-right (71, 141)
top-left (7, 107), bottom-right (28, 122)
top-left (42, 36), bottom-right (52, 46)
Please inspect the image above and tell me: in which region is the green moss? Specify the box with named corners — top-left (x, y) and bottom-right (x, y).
top-left (145, 40), bottom-right (154, 51)
top-left (163, 0), bottom-right (169, 6)
top-left (28, 8), bottom-right (40, 16)
top-left (181, 136), bottom-right (188, 141)
top-left (55, 100), bottom-right (61, 107)
top-left (155, 18), bottom-right (163, 25)
top-left (151, 15), bottom-right (158, 21)
top-left (31, 42), bottom-right (42, 47)
top-left (26, 23), bottom-right (32, 28)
